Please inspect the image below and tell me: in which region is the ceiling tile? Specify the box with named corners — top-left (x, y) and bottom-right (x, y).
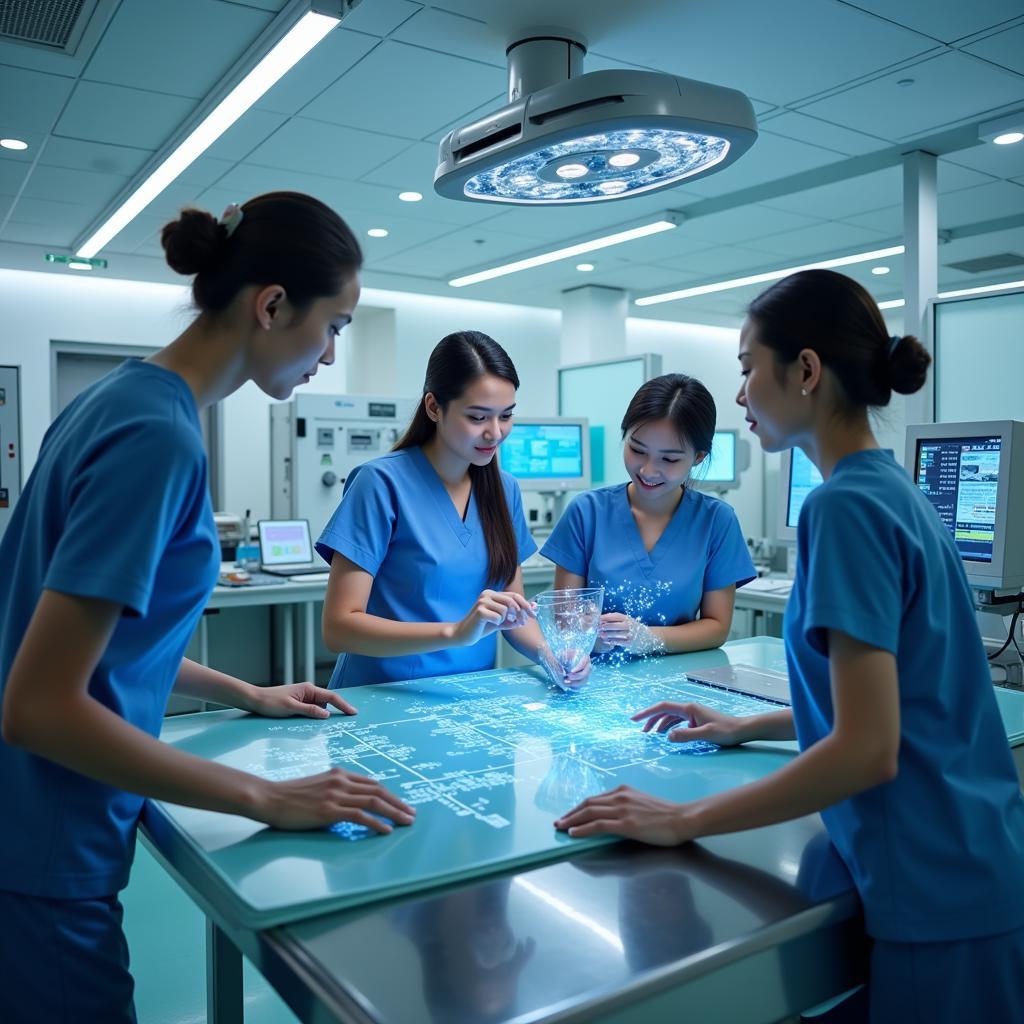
top-left (203, 108), bottom-right (287, 161)
top-left (757, 111), bottom-right (888, 156)
top-left (945, 140), bottom-right (1024, 180)
top-left (739, 220), bottom-right (892, 259)
top-left (374, 224), bottom-right (553, 277)
top-left (340, 0), bottom-right (422, 37)
top-left (299, 41), bottom-right (506, 138)
top-left (83, 0), bottom-right (273, 99)
top-left (939, 180), bottom-right (1024, 226)
top-left (55, 81), bottom-right (195, 149)
top-left (175, 155), bottom-right (236, 189)
top-left (40, 137), bottom-right (153, 177)
top-left (964, 23), bottom-right (1024, 75)
top-left (0, 219), bottom-right (84, 247)
top-left (841, 2), bottom-right (1024, 44)
top-left (246, 117), bottom-right (411, 180)
top-left (679, 204), bottom-right (824, 244)
top-left (215, 0), bottom-right (285, 10)
top-left (256, 28), bottom-right (379, 115)
top-left (102, 212), bottom-right (169, 255)
top-left (0, 159), bottom-right (29, 194)
top-left (0, 65), bottom-right (75, 135)
top-left (391, 7), bottom-right (503, 67)
top-left (21, 165), bottom-right (129, 208)
top-left (798, 51), bottom-right (1024, 141)
top-left (763, 168), bottom-right (902, 219)
top-left (843, 205), bottom-right (903, 235)
top-left (3, 195), bottom-right (94, 232)
top-left (654, 243), bottom-right (794, 276)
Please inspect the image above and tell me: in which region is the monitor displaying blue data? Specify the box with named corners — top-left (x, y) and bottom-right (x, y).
top-left (702, 429), bottom-right (738, 484)
top-left (501, 419), bottom-right (590, 491)
top-left (914, 435), bottom-right (1001, 563)
top-left (786, 448), bottom-right (825, 528)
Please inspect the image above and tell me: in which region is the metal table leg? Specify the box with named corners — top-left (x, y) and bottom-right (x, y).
top-left (206, 918), bottom-right (244, 1024)
top-left (303, 600), bottom-right (316, 682)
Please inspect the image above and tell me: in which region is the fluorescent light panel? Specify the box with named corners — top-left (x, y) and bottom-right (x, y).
top-left (635, 245), bottom-right (906, 306)
top-left (76, 11), bottom-right (338, 258)
top-left (876, 279), bottom-right (1024, 311)
top-left (449, 219), bottom-right (677, 288)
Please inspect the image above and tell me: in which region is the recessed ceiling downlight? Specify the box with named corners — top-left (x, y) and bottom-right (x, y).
top-left (435, 30), bottom-right (756, 205)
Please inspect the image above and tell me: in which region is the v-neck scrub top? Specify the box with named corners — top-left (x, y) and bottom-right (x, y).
top-left (540, 484), bottom-right (755, 627)
top-left (316, 447), bottom-right (537, 686)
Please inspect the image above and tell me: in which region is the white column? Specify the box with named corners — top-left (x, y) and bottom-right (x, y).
top-left (902, 150), bottom-right (938, 426)
top-left (560, 285), bottom-right (627, 365)
top-left (346, 306), bottom-right (397, 393)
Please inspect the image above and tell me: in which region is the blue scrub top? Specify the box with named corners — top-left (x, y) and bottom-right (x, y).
top-left (316, 447), bottom-right (537, 686)
top-left (785, 448), bottom-right (1024, 942)
top-left (0, 361), bottom-right (219, 899)
top-left (540, 484), bottom-right (755, 627)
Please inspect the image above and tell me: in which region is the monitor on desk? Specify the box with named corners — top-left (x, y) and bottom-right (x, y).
top-left (501, 418), bottom-right (591, 492)
top-left (906, 420), bottom-right (1024, 591)
top-left (775, 447), bottom-right (824, 544)
top-left (700, 429), bottom-right (738, 486)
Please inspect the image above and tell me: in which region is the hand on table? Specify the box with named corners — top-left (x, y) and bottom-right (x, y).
top-left (256, 768), bottom-right (415, 834)
top-left (554, 784), bottom-right (691, 845)
top-left (632, 701), bottom-right (746, 747)
top-left (247, 681), bottom-right (357, 719)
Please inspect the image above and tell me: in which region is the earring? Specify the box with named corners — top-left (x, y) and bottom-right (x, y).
top-left (801, 388), bottom-right (808, 396)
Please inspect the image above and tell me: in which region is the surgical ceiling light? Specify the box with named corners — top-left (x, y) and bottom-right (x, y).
top-left (74, 1), bottom-right (350, 259)
top-left (434, 29), bottom-right (757, 205)
top-left (449, 216), bottom-right (678, 288)
top-left (634, 245), bottom-right (906, 306)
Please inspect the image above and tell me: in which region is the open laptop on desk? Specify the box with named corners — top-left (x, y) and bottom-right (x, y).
top-left (257, 519), bottom-right (327, 577)
top-left (686, 663), bottom-right (791, 706)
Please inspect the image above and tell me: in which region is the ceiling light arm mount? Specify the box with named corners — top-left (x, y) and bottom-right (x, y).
top-left (506, 27), bottom-right (588, 102)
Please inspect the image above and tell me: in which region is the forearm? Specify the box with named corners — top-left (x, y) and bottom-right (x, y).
top-left (7, 691), bottom-right (265, 818)
top-left (734, 709), bottom-right (796, 742)
top-left (650, 616), bottom-right (730, 654)
top-left (173, 658), bottom-right (261, 710)
top-left (502, 619), bottom-right (545, 661)
top-left (684, 732), bottom-right (891, 839)
top-left (324, 611), bottom-right (456, 658)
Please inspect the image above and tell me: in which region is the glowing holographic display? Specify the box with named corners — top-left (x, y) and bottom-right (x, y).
top-left (463, 129), bottom-right (729, 204)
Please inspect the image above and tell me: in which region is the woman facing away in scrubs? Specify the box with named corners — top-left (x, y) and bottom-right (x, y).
top-left (318, 330), bottom-right (590, 689)
top-left (541, 373), bottom-right (755, 658)
top-left (0, 192), bottom-right (414, 1024)
top-left (556, 270), bottom-right (1024, 1022)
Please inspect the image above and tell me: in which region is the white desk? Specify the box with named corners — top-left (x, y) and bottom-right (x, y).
top-left (199, 578), bottom-right (328, 685)
top-left (734, 578), bottom-right (792, 638)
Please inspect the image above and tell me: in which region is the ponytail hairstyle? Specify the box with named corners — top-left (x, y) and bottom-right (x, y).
top-left (394, 331), bottom-right (520, 587)
top-left (746, 269), bottom-right (931, 412)
top-left (621, 373), bottom-right (717, 478)
top-left (161, 191), bottom-right (362, 315)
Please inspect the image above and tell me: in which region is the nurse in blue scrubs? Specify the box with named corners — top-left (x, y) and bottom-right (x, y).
top-left (541, 373), bottom-right (755, 657)
top-left (0, 194), bottom-right (414, 1024)
top-left (318, 330), bottom-right (590, 688)
top-left (555, 270), bottom-right (1024, 1022)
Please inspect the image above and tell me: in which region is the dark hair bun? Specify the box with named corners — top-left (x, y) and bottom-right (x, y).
top-left (889, 334), bottom-right (931, 395)
top-left (161, 207), bottom-right (226, 276)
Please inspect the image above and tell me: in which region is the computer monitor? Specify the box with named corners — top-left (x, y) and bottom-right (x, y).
top-left (257, 519), bottom-right (314, 566)
top-left (905, 420), bottom-right (1024, 591)
top-left (501, 418), bottom-right (591, 491)
top-left (775, 447), bottom-right (824, 543)
top-left (700, 425), bottom-right (741, 485)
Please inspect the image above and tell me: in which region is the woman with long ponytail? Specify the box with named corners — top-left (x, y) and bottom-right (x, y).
top-left (318, 331), bottom-right (590, 688)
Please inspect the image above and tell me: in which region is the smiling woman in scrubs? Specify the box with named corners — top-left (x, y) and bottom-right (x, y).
top-left (555, 270), bottom-right (1024, 1023)
top-left (0, 193), bottom-right (414, 1024)
top-left (318, 330), bottom-right (588, 688)
top-left (541, 374), bottom-right (755, 657)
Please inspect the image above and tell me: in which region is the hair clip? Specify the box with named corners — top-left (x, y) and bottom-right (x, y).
top-left (220, 203), bottom-right (244, 237)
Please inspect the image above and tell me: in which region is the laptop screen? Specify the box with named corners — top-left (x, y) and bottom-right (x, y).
top-left (258, 520), bottom-right (313, 565)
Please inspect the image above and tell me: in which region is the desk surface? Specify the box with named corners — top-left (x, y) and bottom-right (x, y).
top-left (152, 640), bottom-right (801, 929)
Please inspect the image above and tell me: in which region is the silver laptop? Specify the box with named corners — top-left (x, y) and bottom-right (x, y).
top-left (685, 663), bottom-right (791, 706)
top-left (257, 519), bottom-right (325, 577)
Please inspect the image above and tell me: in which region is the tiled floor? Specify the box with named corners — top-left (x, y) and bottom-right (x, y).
top-left (122, 844), bottom-right (300, 1024)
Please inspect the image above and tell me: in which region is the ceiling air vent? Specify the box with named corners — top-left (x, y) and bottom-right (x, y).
top-left (945, 253), bottom-right (1024, 274)
top-left (0, 0), bottom-right (99, 54)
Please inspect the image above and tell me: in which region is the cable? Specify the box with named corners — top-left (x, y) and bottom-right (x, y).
top-left (987, 599), bottom-right (1024, 661)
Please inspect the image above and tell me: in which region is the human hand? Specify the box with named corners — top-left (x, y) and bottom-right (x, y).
top-left (255, 768), bottom-right (416, 833)
top-left (538, 645), bottom-right (592, 691)
top-left (451, 590), bottom-right (535, 646)
top-left (246, 681), bottom-right (357, 719)
top-left (631, 701), bottom-right (746, 747)
top-left (598, 613), bottom-right (663, 656)
top-left (554, 784), bottom-right (691, 845)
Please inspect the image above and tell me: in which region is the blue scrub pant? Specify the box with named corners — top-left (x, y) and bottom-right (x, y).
top-left (0, 889), bottom-right (136, 1024)
top-left (870, 925), bottom-right (1024, 1023)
